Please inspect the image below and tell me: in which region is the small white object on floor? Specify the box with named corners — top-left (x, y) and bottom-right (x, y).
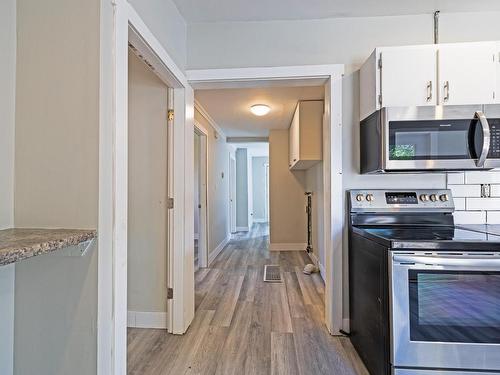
top-left (303, 263), bottom-right (319, 275)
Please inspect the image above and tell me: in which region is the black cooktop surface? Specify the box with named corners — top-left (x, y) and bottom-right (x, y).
top-left (352, 225), bottom-right (500, 250)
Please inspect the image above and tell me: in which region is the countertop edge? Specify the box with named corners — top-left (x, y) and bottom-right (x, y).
top-left (0, 229), bottom-right (97, 267)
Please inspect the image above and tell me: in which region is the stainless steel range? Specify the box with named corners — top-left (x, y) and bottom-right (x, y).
top-left (348, 189), bottom-right (500, 375)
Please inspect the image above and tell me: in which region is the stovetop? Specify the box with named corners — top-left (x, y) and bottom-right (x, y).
top-left (349, 189), bottom-right (500, 250)
top-left (352, 225), bottom-right (500, 250)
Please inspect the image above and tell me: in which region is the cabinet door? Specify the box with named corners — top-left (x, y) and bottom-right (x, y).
top-left (289, 105), bottom-right (300, 167)
top-left (497, 44), bottom-right (500, 104)
top-left (380, 46), bottom-right (437, 107)
top-left (439, 42), bottom-right (496, 106)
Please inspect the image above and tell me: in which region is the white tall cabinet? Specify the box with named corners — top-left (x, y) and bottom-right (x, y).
top-left (360, 41), bottom-right (499, 120)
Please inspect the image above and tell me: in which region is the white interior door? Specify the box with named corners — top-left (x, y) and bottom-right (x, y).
top-left (198, 130), bottom-right (208, 268)
top-left (439, 42), bottom-right (497, 106)
top-left (229, 155), bottom-right (236, 233)
top-left (380, 46), bottom-right (437, 107)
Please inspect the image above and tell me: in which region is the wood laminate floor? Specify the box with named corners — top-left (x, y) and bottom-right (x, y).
top-left (127, 223), bottom-right (368, 375)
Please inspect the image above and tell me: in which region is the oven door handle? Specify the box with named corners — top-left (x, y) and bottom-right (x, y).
top-left (475, 111), bottom-right (490, 168)
top-left (393, 254), bottom-right (500, 268)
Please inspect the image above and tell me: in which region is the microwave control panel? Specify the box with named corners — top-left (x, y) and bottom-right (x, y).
top-left (489, 119), bottom-right (500, 158)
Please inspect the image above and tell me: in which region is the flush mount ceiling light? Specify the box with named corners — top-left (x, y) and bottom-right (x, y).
top-left (250, 104), bottom-right (270, 116)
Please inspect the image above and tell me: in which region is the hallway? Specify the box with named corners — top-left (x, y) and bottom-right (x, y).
top-left (127, 224), bottom-right (368, 375)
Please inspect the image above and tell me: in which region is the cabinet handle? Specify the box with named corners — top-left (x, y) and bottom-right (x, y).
top-left (426, 81), bottom-right (433, 102)
top-left (443, 81), bottom-right (450, 102)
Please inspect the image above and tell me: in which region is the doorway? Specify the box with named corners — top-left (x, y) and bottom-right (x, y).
top-left (229, 155), bottom-right (237, 234)
top-left (194, 125), bottom-right (208, 269)
top-left (127, 49), bottom-right (170, 330)
top-left (187, 66), bottom-right (344, 334)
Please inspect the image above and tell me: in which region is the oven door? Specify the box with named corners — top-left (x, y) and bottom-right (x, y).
top-left (390, 252), bottom-right (500, 371)
top-left (382, 107), bottom-right (500, 171)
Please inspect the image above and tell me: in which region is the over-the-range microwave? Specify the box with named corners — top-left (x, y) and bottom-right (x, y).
top-left (360, 105), bottom-right (500, 174)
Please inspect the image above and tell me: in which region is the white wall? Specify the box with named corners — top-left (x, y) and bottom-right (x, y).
top-left (186, 10), bottom-right (500, 318)
top-left (128, 0), bottom-right (187, 70)
top-left (0, 0), bottom-right (16, 230)
top-left (14, 0), bottom-right (99, 373)
top-left (127, 51), bottom-right (168, 317)
top-left (306, 162), bottom-right (325, 273)
top-left (194, 108), bottom-right (231, 253)
top-left (0, 0), bottom-right (16, 371)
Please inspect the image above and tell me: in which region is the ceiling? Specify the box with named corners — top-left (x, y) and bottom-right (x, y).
top-left (172, 0), bottom-right (500, 23)
top-left (195, 86), bottom-right (324, 137)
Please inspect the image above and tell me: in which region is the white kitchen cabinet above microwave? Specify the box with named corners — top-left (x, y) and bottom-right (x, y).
top-left (360, 41), bottom-right (499, 120)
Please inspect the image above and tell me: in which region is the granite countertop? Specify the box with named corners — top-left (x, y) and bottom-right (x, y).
top-left (0, 228), bottom-right (97, 266)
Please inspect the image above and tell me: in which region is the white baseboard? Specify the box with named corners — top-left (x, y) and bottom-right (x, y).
top-left (208, 236), bottom-right (230, 265)
top-left (252, 218), bottom-right (268, 223)
top-left (127, 311), bottom-right (167, 329)
top-left (269, 242), bottom-right (307, 251)
top-left (235, 226), bottom-right (249, 232)
top-left (307, 251), bottom-right (326, 281)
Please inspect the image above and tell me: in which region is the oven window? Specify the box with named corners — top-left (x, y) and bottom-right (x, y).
top-left (409, 270), bottom-right (500, 343)
top-left (388, 119), bottom-right (480, 160)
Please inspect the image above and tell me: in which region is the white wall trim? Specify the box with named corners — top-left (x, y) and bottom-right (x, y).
top-left (100, 1), bottom-right (194, 374)
top-left (186, 64), bottom-right (345, 335)
top-left (127, 311), bottom-right (168, 329)
top-left (194, 99), bottom-right (226, 140)
top-left (307, 251), bottom-right (326, 281)
top-left (253, 218), bottom-right (268, 223)
top-left (269, 243), bottom-right (307, 251)
top-left (235, 226), bottom-right (249, 232)
top-left (208, 236), bottom-right (230, 265)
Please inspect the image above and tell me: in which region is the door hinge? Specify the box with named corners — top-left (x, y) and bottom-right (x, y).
top-left (378, 56), bottom-right (382, 69)
top-left (167, 109), bottom-right (174, 121)
top-left (167, 287), bottom-right (173, 299)
top-left (167, 197), bottom-right (174, 209)
top-left (378, 94), bottom-right (383, 106)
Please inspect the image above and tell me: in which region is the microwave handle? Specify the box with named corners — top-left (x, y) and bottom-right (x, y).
top-left (393, 254), bottom-right (500, 268)
top-left (475, 111), bottom-right (490, 168)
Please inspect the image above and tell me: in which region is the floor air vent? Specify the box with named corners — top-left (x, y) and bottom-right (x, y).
top-left (263, 265), bottom-right (282, 283)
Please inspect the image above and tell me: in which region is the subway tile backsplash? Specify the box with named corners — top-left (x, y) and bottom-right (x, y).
top-left (447, 171), bottom-right (500, 224)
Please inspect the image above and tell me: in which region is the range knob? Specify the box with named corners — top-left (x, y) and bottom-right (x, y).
top-left (366, 194), bottom-right (374, 202)
top-left (439, 194), bottom-right (449, 202)
top-left (356, 194), bottom-right (364, 202)
top-left (419, 194), bottom-right (429, 202)
top-left (430, 194), bottom-right (438, 202)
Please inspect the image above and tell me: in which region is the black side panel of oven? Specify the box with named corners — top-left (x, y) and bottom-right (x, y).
top-left (360, 111), bottom-right (383, 174)
top-left (349, 233), bottom-right (390, 375)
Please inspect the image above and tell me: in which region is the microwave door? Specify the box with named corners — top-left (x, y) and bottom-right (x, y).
top-left (385, 116), bottom-right (487, 171)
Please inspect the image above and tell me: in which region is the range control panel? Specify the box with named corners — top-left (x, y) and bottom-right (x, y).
top-left (349, 189), bottom-right (455, 212)
top-left (489, 119), bottom-right (500, 158)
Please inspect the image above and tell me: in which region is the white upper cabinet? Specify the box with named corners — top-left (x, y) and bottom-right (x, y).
top-left (497, 42), bottom-right (500, 104)
top-left (439, 42), bottom-right (497, 106)
top-left (380, 46), bottom-right (437, 109)
top-left (288, 100), bottom-right (323, 170)
top-left (360, 41), bottom-right (499, 120)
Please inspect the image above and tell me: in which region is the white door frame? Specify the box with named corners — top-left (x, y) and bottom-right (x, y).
top-left (194, 123), bottom-right (209, 269)
top-left (187, 65), bottom-right (344, 335)
top-left (99, 2), bottom-right (195, 374)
